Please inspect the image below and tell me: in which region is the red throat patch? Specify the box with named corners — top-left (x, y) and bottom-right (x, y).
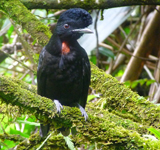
top-left (61, 42), bottom-right (70, 55)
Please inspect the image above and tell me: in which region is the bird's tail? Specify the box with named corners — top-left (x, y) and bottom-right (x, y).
top-left (40, 124), bottom-right (50, 137)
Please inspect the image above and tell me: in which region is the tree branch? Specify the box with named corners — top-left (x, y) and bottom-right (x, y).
top-left (0, 65), bottom-right (160, 148)
top-left (0, 0), bottom-right (51, 46)
top-left (20, 0), bottom-right (160, 9)
top-left (90, 63), bottom-right (160, 129)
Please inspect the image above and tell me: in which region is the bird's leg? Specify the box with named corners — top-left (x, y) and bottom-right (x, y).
top-left (77, 104), bottom-right (88, 121)
top-left (54, 100), bottom-right (63, 113)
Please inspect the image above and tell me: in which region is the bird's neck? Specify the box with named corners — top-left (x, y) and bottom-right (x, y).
top-left (46, 33), bottom-right (79, 56)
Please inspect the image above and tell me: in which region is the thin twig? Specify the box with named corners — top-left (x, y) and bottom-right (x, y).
top-left (94, 10), bottom-right (100, 66)
top-left (99, 43), bottom-right (115, 52)
top-left (35, 9), bottom-right (66, 20)
top-left (107, 37), bottom-right (158, 62)
top-left (136, 6), bottom-right (147, 45)
top-left (20, 70), bottom-right (30, 80)
top-left (0, 65), bottom-right (23, 73)
top-left (36, 132), bottom-right (53, 150)
top-left (119, 26), bottom-right (135, 50)
top-left (117, 11), bottom-right (147, 55)
top-left (0, 49), bottom-right (34, 72)
top-left (10, 19), bottom-right (36, 67)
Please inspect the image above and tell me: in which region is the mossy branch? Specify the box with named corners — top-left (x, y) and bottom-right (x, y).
top-left (0, 133), bottom-right (25, 142)
top-left (20, 0), bottom-right (160, 9)
top-left (0, 71), bottom-right (160, 149)
top-left (0, 0), bottom-right (51, 46)
top-left (90, 63), bottom-right (160, 129)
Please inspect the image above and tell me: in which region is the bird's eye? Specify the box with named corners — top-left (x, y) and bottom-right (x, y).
top-left (64, 24), bottom-right (70, 29)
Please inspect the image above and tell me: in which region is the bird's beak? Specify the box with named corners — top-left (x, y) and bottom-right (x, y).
top-left (72, 28), bottom-right (93, 34)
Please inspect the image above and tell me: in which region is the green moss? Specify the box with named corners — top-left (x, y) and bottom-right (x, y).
top-left (0, 0), bottom-right (51, 46)
top-left (90, 62), bottom-right (160, 129)
top-left (1, 75), bottom-right (160, 149)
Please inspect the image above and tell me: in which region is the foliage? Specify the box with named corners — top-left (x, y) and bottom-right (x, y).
top-left (148, 128), bottom-right (160, 140)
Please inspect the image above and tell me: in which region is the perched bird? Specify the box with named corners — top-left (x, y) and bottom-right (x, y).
top-left (37, 8), bottom-right (92, 137)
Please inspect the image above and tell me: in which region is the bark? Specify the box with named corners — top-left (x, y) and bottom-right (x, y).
top-left (149, 55), bottom-right (160, 103)
top-left (121, 6), bottom-right (160, 82)
top-left (20, 0), bottom-right (160, 9)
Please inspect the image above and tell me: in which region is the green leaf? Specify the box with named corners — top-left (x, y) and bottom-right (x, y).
top-left (87, 94), bottom-right (99, 102)
top-left (124, 27), bottom-right (130, 35)
top-left (146, 79), bottom-right (156, 86)
top-left (2, 139), bottom-right (17, 149)
top-left (124, 81), bottom-right (131, 87)
top-left (32, 39), bottom-right (37, 45)
top-left (7, 25), bottom-right (14, 39)
top-left (90, 55), bottom-right (97, 65)
top-left (0, 36), bottom-right (3, 47)
top-left (5, 124), bottom-right (15, 133)
top-left (139, 79), bottom-right (146, 86)
top-left (148, 127), bottom-right (160, 140)
top-left (63, 136), bottom-right (75, 150)
top-left (131, 80), bottom-right (139, 89)
top-left (10, 128), bottom-right (29, 138)
top-left (99, 47), bottom-right (114, 58)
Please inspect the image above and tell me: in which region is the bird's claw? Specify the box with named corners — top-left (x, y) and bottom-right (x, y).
top-left (77, 104), bottom-right (88, 121)
top-left (54, 100), bottom-right (63, 113)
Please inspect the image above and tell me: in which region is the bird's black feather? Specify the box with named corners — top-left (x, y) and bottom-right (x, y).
top-left (37, 8), bottom-right (92, 137)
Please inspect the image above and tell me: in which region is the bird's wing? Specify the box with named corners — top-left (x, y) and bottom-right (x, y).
top-left (37, 47), bottom-right (47, 96)
top-left (80, 56), bottom-right (90, 108)
top-left (37, 47), bottom-right (51, 137)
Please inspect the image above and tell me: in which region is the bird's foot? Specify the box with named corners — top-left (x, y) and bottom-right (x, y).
top-left (54, 100), bottom-right (63, 113)
top-left (77, 104), bottom-right (88, 121)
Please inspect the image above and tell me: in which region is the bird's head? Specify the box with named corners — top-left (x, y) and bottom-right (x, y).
top-left (56, 8), bottom-right (93, 41)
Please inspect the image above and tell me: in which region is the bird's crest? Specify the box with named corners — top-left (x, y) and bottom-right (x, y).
top-left (58, 8), bottom-right (92, 28)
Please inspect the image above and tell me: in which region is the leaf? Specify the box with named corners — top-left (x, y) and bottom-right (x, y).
top-left (2, 139), bottom-right (16, 149)
top-left (124, 27), bottom-right (130, 35)
top-left (90, 55), bottom-right (97, 65)
top-left (148, 127), bottom-right (160, 140)
top-left (146, 79), bottom-right (156, 86)
top-left (87, 94), bottom-right (99, 102)
top-left (7, 25), bottom-right (14, 39)
top-left (139, 79), bottom-right (146, 86)
top-left (32, 39), bottom-right (37, 45)
top-left (10, 128), bottom-right (29, 138)
top-left (63, 136), bottom-right (75, 150)
top-left (124, 80), bottom-right (131, 87)
top-left (131, 80), bottom-right (139, 89)
top-left (0, 36), bottom-right (3, 47)
top-left (5, 124), bottom-right (15, 133)
top-left (99, 47), bottom-right (114, 58)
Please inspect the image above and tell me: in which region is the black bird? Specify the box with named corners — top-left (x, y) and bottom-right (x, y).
top-left (37, 8), bottom-right (92, 137)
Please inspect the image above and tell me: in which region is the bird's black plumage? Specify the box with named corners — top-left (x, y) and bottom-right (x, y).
top-left (37, 8), bottom-right (92, 137)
